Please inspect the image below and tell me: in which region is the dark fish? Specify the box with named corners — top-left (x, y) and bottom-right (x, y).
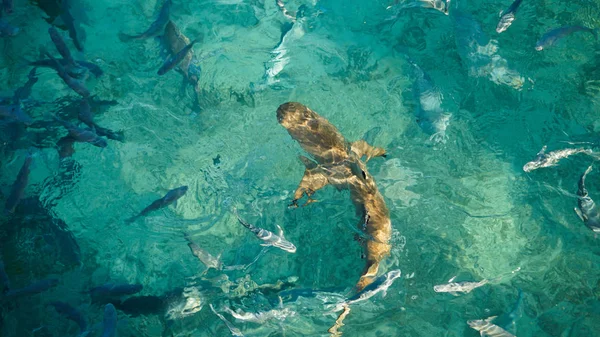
top-left (101, 303), bottom-right (117, 337)
top-left (90, 283), bottom-right (144, 298)
top-left (128, 186), bottom-right (188, 222)
top-left (119, 0), bottom-right (171, 41)
top-left (60, 0), bottom-right (85, 51)
top-left (45, 52), bottom-right (91, 97)
top-left (13, 68), bottom-right (39, 103)
top-left (29, 58), bottom-right (103, 77)
top-left (48, 26), bottom-right (77, 67)
top-left (4, 155), bottom-right (33, 214)
top-left (575, 165), bottom-right (600, 233)
top-left (3, 0), bottom-right (13, 14)
top-left (49, 301), bottom-right (87, 332)
top-left (496, 0), bottom-right (523, 33)
top-left (0, 104), bottom-right (34, 125)
top-left (94, 125), bottom-right (125, 142)
top-left (157, 37), bottom-right (200, 75)
top-left (5, 278), bottom-right (59, 298)
top-left (0, 18), bottom-right (18, 37)
top-left (55, 117), bottom-right (108, 148)
top-left (536, 26), bottom-right (597, 51)
top-left (0, 260), bottom-right (10, 294)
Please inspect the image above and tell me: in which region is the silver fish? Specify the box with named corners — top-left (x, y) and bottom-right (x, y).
top-left (523, 145), bottom-right (591, 172)
top-left (210, 304), bottom-right (244, 336)
top-left (233, 208), bottom-right (296, 253)
top-left (468, 316), bottom-right (516, 337)
top-left (575, 164), bottom-right (600, 233)
top-left (224, 306), bottom-right (295, 324)
top-left (496, 0), bottom-right (523, 34)
top-left (433, 277), bottom-right (488, 295)
top-left (184, 233), bottom-right (223, 270)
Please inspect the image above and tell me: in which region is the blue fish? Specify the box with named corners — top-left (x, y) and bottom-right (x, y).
top-left (48, 26), bottom-right (77, 67)
top-left (4, 155), bottom-right (33, 214)
top-left (101, 303), bottom-right (117, 337)
top-left (45, 52), bottom-right (91, 98)
top-left (5, 278), bottom-right (59, 298)
top-left (119, 0), bottom-right (171, 41)
top-left (128, 186), bottom-right (188, 222)
top-left (536, 25), bottom-right (597, 51)
top-left (0, 104), bottom-right (33, 125)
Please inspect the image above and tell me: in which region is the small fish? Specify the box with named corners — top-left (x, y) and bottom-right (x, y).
top-left (233, 208), bottom-right (297, 253)
top-left (128, 186), bottom-right (188, 222)
top-left (45, 52), bottom-right (90, 97)
top-left (0, 260), bottom-right (10, 294)
top-left (575, 164), bottom-right (600, 233)
top-left (0, 19), bottom-right (18, 37)
top-left (119, 0), bottom-right (171, 41)
top-left (536, 25), bottom-right (598, 51)
top-left (433, 277), bottom-right (489, 295)
top-left (496, 0), bottom-right (523, 33)
top-left (5, 278), bottom-right (59, 298)
top-left (3, 0), bottom-right (13, 14)
top-left (4, 155), bottom-right (33, 214)
top-left (13, 68), bottom-right (38, 104)
top-left (29, 58), bottom-right (103, 78)
top-left (90, 283), bottom-right (143, 298)
top-left (49, 301), bottom-right (87, 333)
top-left (184, 233), bottom-right (222, 270)
top-left (468, 316), bottom-right (516, 337)
top-left (0, 104), bottom-right (33, 125)
top-left (209, 304), bottom-right (244, 336)
top-left (48, 26), bottom-right (77, 67)
top-left (157, 37), bottom-right (201, 75)
top-left (224, 306), bottom-right (295, 324)
top-left (523, 145), bottom-right (591, 172)
top-left (101, 303), bottom-right (117, 337)
top-left (346, 269), bottom-right (401, 305)
top-left (55, 117), bottom-right (107, 148)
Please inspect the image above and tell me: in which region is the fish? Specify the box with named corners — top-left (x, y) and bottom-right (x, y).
top-left (277, 102), bottom-right (389, 291)
top-left (45, 52), bottom-right (91, 97)
top-left (60, 0), bottom-right (86, 51)
top-left (345, 269), bottom-right (401, 305)
top-left (4, 155), bottom-right (33, 214)
top-left (4, 278), bottom-right (59, 298)
top-left (0, 19), bottom-right (18, 37)
top-left (3, 0), bottom-right (13, 14)
top-left (128, 186), bottom-right (188, 222)
top-left (49, 301), bottom-right (87, 333)
top-left (496, 0), bottom-right (523, 33)
top-left (386, 0), bottom-right (450, 16)
top-left (210, 304), bottom-right (244, 336)
top-left (101, 303), bottom-right (117, 337)
top-left (523, 145), bottom-right (591, 172)
top-left (433, 277), bottom-right (489, 295)
top-left (29, 58), bottom-right (103, 78)
top-left (536, 25), bottom-right (598, 51)
top-left (55, 117), bottom-right (108, 148)
top-left (0, 104), bottom-right (34, 125)
top-left (13, 67), bottom-right (38, 104)
top-left (184, 233), bottom-right (223, 270)
top-left (48, 26), bottom-right (77, 67)
top-left (0, 260), bottom-right (10, 294)
top-left (408, 59), bottom-right (451, 143)
top-left (224, 306), bottom-right (295, 324)
top-left (119, 0), bottom-right (171, 41)
top-left (233, 208), bottom-right (297, 253)
top-left (157, 37), bottom-right (200, 76)
top-left (575, 164), bottom-right (600, 233)
top-left (90, 283), bottom-right (144, 298)
top-left (468, 316), bottom-right (516, 337)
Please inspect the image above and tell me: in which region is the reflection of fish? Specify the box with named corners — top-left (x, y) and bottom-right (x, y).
top-left (496, 0), bottom-right (523, 33)
top-left (277, 102), bottom-right (389, 291)
top-left (233, 208), bottom-right (297, 253)
top-left (4, 155), bottom-right (33, 214)
top-left (184, 233), bottom-right (223, 270)
top-left (536, 26), bottom-right (597, 51)
top-left (468, 316), bottom-right (515, 337)
top-left (523, 145), bottom-right (591, 172)
top-left (119, 0), bottom-right (171, 41)
top-left (433, 277), bottom-right (488, 295)
top-left (50, 301), bottom-right (88, 333)
top-left (128, 186), bottom-right (188, 222)
top-left (101, 303), bottom-right (117, 337)
top-left (575, 165), bottom-right (600, 233)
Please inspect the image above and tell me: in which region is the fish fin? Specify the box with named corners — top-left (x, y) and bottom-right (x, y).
top-left (173, 200), bottom-right (178, 208)
top-left (276, 224), bottom-right (285, 238)
top-left (537, 145), bottom-right (547, 156)
top-left (290, 163), bottom-right (328, 208)
top-left (485, 315), bottom-right (498, 323)
top-left (351, 140), bottom-right (386, 162)
top-left (574, 207), bottom-right (586, 221)
top-left (448, 275), bottom-right (457, 283)
top-left (499, 10), bottom-right (504, 17)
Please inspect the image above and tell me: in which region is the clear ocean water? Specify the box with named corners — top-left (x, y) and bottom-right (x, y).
top-left (1, 0), bottom-right (600, 336)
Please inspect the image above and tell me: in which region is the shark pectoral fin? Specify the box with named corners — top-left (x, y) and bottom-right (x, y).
top-left (485, 316), bottom-right (498, 323)
top-left (574, 208), bottom-right (586, 221)
top-left (291, 166), bottom-right (328, 206)
top-left (351, 140), bottom-right (386, 162)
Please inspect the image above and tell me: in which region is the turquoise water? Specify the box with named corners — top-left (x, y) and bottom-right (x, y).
top-left (1, 0), bottom-right (600, 336)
